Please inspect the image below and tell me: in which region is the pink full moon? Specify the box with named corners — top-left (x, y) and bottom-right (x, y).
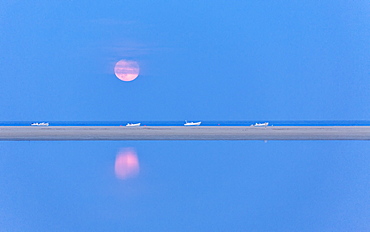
top-left (114, 59), bottom-right (140, 81)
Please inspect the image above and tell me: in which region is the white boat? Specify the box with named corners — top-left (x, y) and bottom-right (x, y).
top-left (184, 121), bottom-right (201, 126)
top-left (31, 122), bottom-right (49, 126)
top-left (252, 122), bottom-right (269, 127)
top-left (126, 123), bottom-right (141, 127)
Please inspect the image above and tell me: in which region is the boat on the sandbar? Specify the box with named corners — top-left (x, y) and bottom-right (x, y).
top-left (251, 122), bottom-right (269, 127)
top-left (184, 121), bottom-right (201, 126)
top-left (126, 123), bottom-right (141, 127)
top-left (31, 122), bottom-right (49, 126)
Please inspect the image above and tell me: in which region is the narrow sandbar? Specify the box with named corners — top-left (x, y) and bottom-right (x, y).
top-left (0, 126), bottom-right (369, 140)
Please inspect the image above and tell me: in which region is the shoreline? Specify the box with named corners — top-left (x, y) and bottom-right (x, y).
top-left (0, 126), bottom-right (369, 140)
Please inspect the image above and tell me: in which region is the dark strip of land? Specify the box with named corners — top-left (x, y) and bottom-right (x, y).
top-left (0, 126), bottom-right (369, 140)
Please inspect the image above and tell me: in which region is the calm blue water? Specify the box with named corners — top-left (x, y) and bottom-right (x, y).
top-left (1, 120), bottom-right (370, 126)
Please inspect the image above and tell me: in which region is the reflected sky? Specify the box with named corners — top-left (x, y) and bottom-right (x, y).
top-left (0, 141), bottom-right (369, 231)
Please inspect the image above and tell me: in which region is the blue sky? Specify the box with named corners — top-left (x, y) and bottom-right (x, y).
top-left (0, 0), bottom-right (369, 121)
top-left (0, 1), bottom-right (369, 231)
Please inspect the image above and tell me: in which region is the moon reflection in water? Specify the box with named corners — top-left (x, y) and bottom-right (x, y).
top-left (115, 147), bottom-right (140, 180)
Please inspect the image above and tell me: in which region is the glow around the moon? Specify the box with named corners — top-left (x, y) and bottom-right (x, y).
top-left (114, 59), bottom-right (140, 81)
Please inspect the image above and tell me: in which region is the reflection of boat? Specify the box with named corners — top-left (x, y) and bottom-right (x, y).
top-left (31, 122), bottom-right (49, 126)
top-left (126, 123), bottom-right (141, 127)
top-left (184, 121), bottom-right (201, 126)
top-left (252, 122), bottom-right (269, 127)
